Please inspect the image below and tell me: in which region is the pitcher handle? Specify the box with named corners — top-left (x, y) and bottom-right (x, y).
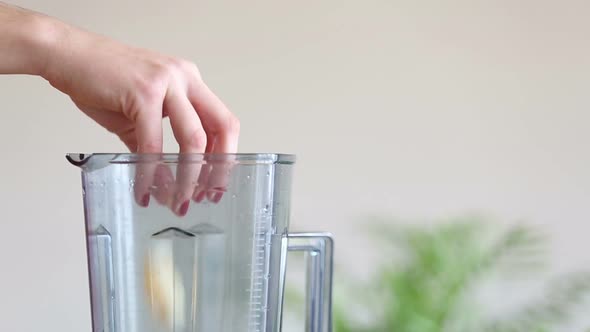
top-left (287, 233), bottom-right (334, 332)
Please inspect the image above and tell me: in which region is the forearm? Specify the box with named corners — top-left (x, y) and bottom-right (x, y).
top-left (0, 2), bottom-right (61, 76)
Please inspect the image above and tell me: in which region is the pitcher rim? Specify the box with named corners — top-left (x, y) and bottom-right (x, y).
top-left (66, 153), bottom-right (296, 167)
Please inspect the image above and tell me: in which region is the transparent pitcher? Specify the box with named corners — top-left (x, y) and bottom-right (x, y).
top-left (67, 153), bottom-right (333, 332)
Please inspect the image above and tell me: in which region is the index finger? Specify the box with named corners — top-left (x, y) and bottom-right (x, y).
top-left (133, 107), bottom-right (163, 207)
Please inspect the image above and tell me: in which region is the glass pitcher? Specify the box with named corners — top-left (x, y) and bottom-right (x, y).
top-left (67, 153), bottom-right (333, 332)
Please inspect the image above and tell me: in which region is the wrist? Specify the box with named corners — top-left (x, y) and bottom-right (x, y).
top-left (0, 4), bottom-right (59, 77)
top-left (24, 13), bottom-right (68, 80)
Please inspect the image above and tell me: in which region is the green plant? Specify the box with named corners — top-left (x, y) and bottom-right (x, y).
top-left (284, 216), bottom-right (590, 332)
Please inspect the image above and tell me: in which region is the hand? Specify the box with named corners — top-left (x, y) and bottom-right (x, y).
top-left (0, 5), bottom-right (241, 215)
top-left (43, 21), bottom-right (239, 215)
top-left (41, 22), bottom-right (240, 215)
top-left (42, 21), bottom-right (240, 155)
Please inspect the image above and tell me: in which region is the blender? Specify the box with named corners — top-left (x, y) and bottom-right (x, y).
top-left (67, 153), bottom-right (333, 332)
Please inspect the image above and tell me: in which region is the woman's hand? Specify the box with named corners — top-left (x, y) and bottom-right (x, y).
top-left (2, 3), bottom-right (240, 154)
top-left (39, 13), bottom-right (240, 215)
top-left (1, 3), bottom-right (240, 214)
top-left (43, 18), bottom-right (240, 155)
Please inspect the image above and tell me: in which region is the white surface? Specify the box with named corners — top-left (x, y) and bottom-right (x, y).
top-left (1, 0), bottom-right (589, 331)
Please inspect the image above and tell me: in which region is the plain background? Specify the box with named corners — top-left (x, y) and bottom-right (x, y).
top-left (1, 0), bottom-right (589, 331)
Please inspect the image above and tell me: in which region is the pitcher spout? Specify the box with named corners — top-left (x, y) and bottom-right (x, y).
top-left (66, 153), bottom-right (112, 171)
top-left (66, 153), bottom-right (93, 167)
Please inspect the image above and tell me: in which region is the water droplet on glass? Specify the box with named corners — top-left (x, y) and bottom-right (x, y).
top-left (266, 171), bottom-right (270, 177)
top-left (231, 194), bottom-right (237, 199)
top-left (246, 175), bottom-right (251, 180)
top-left (263, 204), bottom-right (269, 213)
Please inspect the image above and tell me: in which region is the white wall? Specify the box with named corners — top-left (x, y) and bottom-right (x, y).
top-left (1, 0), bottom-right (589, 331)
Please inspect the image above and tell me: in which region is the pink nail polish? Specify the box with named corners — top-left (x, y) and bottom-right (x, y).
top-left (140, 194), bottom-right (150, 207)
top-left (212, 192), bottom-right (223, 203)
top-left (194, 190), bottom-right (206, 203)
top-left (178, 200), bottom-right (189, 216)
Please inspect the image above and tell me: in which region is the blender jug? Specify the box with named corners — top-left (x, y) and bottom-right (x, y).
top-left (67, 153), bottom-right (333, 332)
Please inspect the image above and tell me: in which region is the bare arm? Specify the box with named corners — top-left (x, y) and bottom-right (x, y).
top-left (0, 2), bottom-right (55, 75)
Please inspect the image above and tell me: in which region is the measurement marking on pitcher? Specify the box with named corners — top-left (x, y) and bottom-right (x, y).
top-left (247, 213), bottom-right (273, 332)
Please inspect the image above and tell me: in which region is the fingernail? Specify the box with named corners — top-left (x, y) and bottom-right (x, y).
top-left (140, 194), bottom-right (150, 207)
top-left (212, 192), bottom-right (223, 203)
top-left (177, 200), bottom-right (190, 216)
top-left (194, 190), bottom-right (206, 203)
top-left (206, 190), bottom-right (223, 203)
